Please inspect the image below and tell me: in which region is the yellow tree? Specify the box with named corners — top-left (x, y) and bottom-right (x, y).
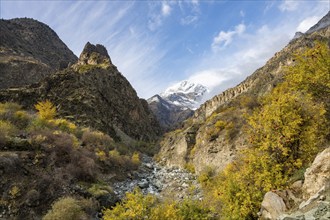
top-left (34, 100), bottom-right (56, 120)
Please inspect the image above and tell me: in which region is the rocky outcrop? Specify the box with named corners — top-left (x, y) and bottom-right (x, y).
top-left (158, 21), bottom-right (330, 174)
top-left (0, 18), bottom-right (77, 89)
top-left (259, 148), bottom-right (330, 220)
top-left (302, 148), bottom-right (330, 199)
top-left (0, 42), bottom-right (161, 141)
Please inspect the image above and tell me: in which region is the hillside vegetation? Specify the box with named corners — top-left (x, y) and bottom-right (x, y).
top-left (0, 99), bottom-right (155, 219)
top-left (103, 42), bottom-right (329, 219)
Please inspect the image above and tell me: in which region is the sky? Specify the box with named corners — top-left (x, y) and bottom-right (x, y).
top-left (1, 0), bottom-right (329, 100)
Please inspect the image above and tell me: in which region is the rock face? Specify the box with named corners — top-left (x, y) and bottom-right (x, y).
top-left (0, 42), bottom-right (161, 141)
top-left (158, 20), bottom-right (330, 174)
top-left (0, 18), bottom-right (77, 89)
top-left (302, 147), bottom-right (330, 200)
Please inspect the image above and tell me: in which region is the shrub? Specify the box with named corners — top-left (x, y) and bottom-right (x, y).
top-left (103, 188), bottom-right (157, 220)
top-left (95, 149), bottom-right (107, 161)
top-left (12, 110), bottom-right (31, 129)
top-left (49, 119), bottom-right (77, 133)
top-left (198, 166), bottom-right (215, 186)
top-left (81, 128), bottom-right (113, 148)
top-left (88, 183), bottom-right (113, 197)
top-left (0, 102), bottom-right (21, 118)
top-left (43, 197), bottom-right (86, 220)
top-left (214, 120), bottom-right (226, 130)
top-left (35, 100), bottom-right (56, 120)
top-left (184, 162), bottom-right (195, 173)
top-left (0, 120), bottom-right (17, 137)
top-left (9, 185), bottom-right (20, 199)
top-left (131, 152), bottom-right (140, 166)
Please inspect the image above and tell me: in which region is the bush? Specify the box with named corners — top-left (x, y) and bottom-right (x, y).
top-left (81, 128), bottom-right (114, 148)
top-left (43, 197), bottom-right (86, 220)
top-left (49, 119), bottom-right (77, 133)
top-left (12, 110), bottom-right (31, 129)
top-left (88, 183), bottom-right (113, 197)
top-left (131, 152), bottom-right (140, 167)
top-left (198, 166), bottom-right (215, 186)
top-left (103, 189), bottom-right (216, 220)
top-left (103, 188), bottom-right (157, 220)
top-left (0, 120), bottom-right (17, 137)
top-left (184, 162), bottom-right (195, 173)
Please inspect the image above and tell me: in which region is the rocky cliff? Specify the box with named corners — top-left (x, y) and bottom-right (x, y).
top-left (158, 16), bottom-right (330, 174)
top-left (0, 42), bottom-right (161, 141)
top-left (0, 18), bottom-right (77, 89)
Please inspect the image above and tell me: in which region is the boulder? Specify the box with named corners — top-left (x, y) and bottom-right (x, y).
top-left (260, 191), bottom-right (287, 220)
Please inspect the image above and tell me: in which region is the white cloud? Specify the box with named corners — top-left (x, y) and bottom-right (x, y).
top-left (162, 2), bottom-right (171, 16)
top-left (148, 1), bottom-right (173, 31)
top-left (180, 15), bottom-right (198, 25)
top-left (191, 0), bottom-right (199, 6)
top-left (212, 23), bottom-right (246, 51)
top-left (188, 69), bottom-right (232, 90)
top-left (296, 16), bottom-right (320, 32)
top-left (279, 0), bottom-right (299, 12)
top-left (189, 21), bottom-right (295, 100)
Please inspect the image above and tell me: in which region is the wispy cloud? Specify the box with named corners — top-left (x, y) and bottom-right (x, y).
top-left (148, 1), bottom-right (174, 31)
top-left (212, 23), bottom-right (246, 51)
top-left (278, 0), bottom-right (299, 12)
top-left (180, 15), bottom-right (198, 25)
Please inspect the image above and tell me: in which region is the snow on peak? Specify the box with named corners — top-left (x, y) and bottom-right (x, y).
top-left (160, 80), bottom-right (209, 110)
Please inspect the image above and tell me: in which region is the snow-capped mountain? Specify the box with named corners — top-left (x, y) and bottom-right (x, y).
top-left (160, 80), bottom-right (208, 110)
top-left (147, 80), bottom-right (208, 130)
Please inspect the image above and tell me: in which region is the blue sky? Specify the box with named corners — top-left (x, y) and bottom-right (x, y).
top-left (1, 1), bottom-right (329, 100)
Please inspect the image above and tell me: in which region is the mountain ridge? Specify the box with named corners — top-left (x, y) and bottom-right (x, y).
top-left (0, 18), bottom-right (77, 89)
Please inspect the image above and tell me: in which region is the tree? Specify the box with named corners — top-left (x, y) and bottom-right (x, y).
top-left (35, 100), bottom-right (56, 120)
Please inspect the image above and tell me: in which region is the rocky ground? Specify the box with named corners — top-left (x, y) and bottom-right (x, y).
top-left (113, 154), bottom-right (203, 201)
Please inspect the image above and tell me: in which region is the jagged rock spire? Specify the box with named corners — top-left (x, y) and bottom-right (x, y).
top-left (77, 42), bottom-right (112, 66)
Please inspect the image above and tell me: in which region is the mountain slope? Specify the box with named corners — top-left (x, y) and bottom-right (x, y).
top-left (148, 95), bottom-right (193, 130)
top-left (158, 14), bottom-right (330, 174)
top-left (0, 18), bottom-right (77, 89)
top-left (0, 42), bottom-right (161, 141)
